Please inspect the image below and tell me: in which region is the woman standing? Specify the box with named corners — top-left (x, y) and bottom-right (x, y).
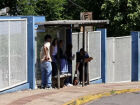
top-left (65, 44), bottom-right (73, 86)
top-left (59, 40), bottom-right (68, 74)
top-left (51, 38), bottom-right (58, 76)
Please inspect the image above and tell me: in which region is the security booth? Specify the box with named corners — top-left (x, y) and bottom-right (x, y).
top-left (36, 20), bottom-right (109, 88)
top-left (1, 16), bottom-right (140, 94)
top-left (0, 16), bottom-right (108, 94)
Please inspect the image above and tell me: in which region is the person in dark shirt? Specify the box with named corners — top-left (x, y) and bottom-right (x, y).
top-left (51, 38), bottom-right (58, 76)
top-left (76, 48), bottom-right (93, 84)
top-left (65, 44), bottom-right (73, 85)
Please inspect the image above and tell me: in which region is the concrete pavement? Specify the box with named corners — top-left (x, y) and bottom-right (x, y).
top-left (0, 82), bottom-right (140, 105)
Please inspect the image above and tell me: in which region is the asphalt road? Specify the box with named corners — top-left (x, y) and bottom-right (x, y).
top-left (86, 92), bottom-right (140, 105)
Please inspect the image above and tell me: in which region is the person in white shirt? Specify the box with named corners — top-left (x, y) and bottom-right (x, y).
top-left (40, 34), bottom-right (52, 89)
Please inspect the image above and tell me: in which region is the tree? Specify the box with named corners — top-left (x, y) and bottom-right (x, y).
top-left (63, 0), bottom-right (104, 20)
top-left (1, 0), bottom-right (140, 37)
top-left (17, 0), bottom-right (36, 15)
top-left (35, 0), bottom-right (66, 20)
top-left (127, 0), bottom-right (140, 32)
top-left (101, 0), bottom-right (140, 37)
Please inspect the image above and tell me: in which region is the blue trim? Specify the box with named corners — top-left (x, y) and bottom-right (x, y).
top-left (131, 32), bottom-right (139, 81)
top-left (27, 17), bottom-right (35, 89)
top-left (0, 16), bottom-right (21, 19)
top-left (138, 32), bottom-right (140, 81)
top-left (90, 79), bottom-right (102, 84)
top-left (0, 83), bottom-right (29, 94)
top-left (97, 29), bottom-right (107, 83)
top-left (21, 16), bottom-right (45, 89)
top-left (131, 31), bottom-right (140, 81)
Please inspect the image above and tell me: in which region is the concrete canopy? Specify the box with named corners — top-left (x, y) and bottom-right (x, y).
top-left (35, 20), bottom-right (109, 26)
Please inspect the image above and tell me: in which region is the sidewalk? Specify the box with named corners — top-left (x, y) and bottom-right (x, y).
top-left (0, 82), bottom-right (140, 105)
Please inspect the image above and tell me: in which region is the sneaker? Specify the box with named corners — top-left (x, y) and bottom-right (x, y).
top-left (41, 86), bottom-right (46, 89)
top-left (66, 83), bottom-right (73, 87)
top-left (46, 86), bottom-right (52, 90)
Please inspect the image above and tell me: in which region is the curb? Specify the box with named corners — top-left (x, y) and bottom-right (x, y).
top-left (63, 88), bottom-right (140, 105)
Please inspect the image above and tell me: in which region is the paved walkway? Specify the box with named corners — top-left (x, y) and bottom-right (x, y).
top-left (0, 82), bottom-right (140, 105)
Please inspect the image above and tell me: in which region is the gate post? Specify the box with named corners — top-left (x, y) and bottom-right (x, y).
top-left (131, 31), bottom-right (140, 81)
top-left (97, 29), bottom-right (107, 83)
top-left (24, 16), bottom-right (45, 89)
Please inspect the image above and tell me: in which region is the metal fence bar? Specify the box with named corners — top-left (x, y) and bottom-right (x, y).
top-left (8, 20), bottom-right (10, 86)
top-left (82, 26), bottom-right (85, 87)
top-left (88, 31), bottom-right (101, 81)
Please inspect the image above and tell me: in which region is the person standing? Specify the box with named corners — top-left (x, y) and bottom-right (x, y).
top-left (59, 40), bottom-right (68, 74)
top-left (51, 38), bottom-right (58, 76)
top-left (65, 44), bottom-right (73, 86)
top-left (40, 34), bottom-right (52, 89)
top-left (75, 48), bottom-right (93, 84)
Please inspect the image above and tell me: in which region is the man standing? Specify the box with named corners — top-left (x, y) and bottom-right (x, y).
top-left (40, 35), bottom-right (52, 89)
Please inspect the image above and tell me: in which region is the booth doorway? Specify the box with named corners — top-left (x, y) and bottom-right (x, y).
top-left (36, 27), bottom-right (71, 87)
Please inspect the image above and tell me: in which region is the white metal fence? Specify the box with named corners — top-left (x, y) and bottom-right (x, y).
top-left (0, 19), bottom-right (27, 91)
top-left (88, 31), bottom-right (101, 81)
top-left (106, 36), bottom-right (131, 83)
top-left (72, 31), bottom-right (101, 81)
top-left (72, 32), bottom-right (79, 81)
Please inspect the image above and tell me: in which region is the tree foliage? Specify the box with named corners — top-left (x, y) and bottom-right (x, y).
top-left (35, 0), bottom-right (66, 20)
top-left (17, 0), bottom-right (36, 15)
top-left (63, 0), bottom-right (104, 20)
top-left (0, 0), bottom-right (140, 36)
top-left (101, 0), bottom-right (140, 36)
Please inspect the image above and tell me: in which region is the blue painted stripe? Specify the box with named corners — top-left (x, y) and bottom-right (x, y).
top-left (131, 31), bottom-right (140, 81)
top-left (22, 16), bottom-right (45, 89)
top-left (26, 16), bottom-right (35, 89)
top-left (97, 29), bottom-right (107, 83)
top-left (0, 16), bottom-right (21, 19)
top-left (138, 32), bottom-right (140, 81)
top-left (131, 32), bottom-right (139, 81)
top-left (21, 16), bottom-right (45, 89)
top-left (0, 83), bottom-right (29, 94)
top-left (90, 78), bottom-right (102, 84)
